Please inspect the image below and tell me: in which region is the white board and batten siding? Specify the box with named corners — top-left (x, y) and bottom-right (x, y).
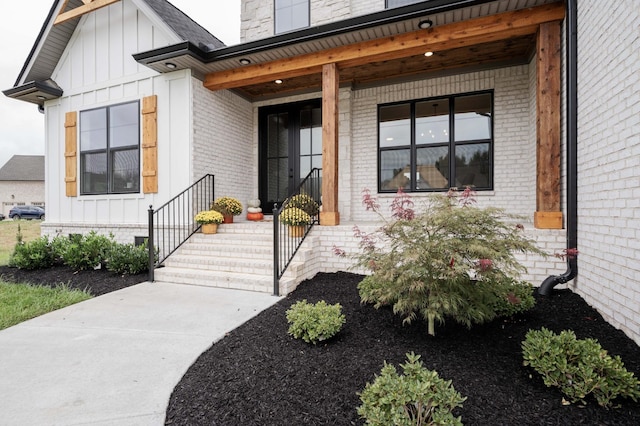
top-left (42, 0), bottom-right (193, 242)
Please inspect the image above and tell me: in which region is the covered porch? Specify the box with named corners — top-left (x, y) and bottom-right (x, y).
top-left (136, 0), bottom-right (566, 229)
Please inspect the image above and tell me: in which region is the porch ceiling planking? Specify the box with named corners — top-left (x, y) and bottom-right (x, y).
top-left (235, 35), bottom-right (536, 99)
top-left (203, 2), bottom-right (565, 97)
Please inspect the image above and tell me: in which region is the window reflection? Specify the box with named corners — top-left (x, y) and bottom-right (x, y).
top-left (380, 149), bottom-right (411, 191)
top-left (416, 100), bottom-right (449, 145)
top-left (378, 92), bottom-right (493, 192)
top-left (379, 104), bottom-right (410, 148)
top-left (455, 93), bottom-right (492, 141)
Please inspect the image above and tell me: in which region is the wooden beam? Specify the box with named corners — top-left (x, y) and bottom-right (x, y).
top-left (320, 63), bottom-right (340, 226)
top-left (55, 0), bottom-right (121, 25)
top-left (535, 21), bottom-right (562, 229)
top-left (204, 3), bottom-right (565, 91)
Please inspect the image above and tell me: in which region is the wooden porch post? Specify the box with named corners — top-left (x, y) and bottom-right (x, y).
top-left (320, 63), bottom-right (340, 226)
top-left (535, 21), bottom-right (563, 229)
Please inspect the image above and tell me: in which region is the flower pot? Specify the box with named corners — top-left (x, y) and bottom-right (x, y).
top-left (222, 214), bottom-right (234, 224)
top-left (288, 225), bottom-right (306, 238)
top-left (201, 223), bottom-right (218, 234)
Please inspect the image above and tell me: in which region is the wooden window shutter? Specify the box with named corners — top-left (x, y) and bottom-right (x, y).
top-left (142, 95), bottom-right (158, 194)
top-left (64, 111), bottom-right (77, 197)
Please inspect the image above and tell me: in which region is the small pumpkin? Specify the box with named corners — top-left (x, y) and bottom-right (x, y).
top-left (247, 212), bottom-right (264, 221)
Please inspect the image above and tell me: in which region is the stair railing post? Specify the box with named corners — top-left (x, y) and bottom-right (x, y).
top-left (273, 204), bottom-right (280, 296)
top-left (148, 205), bottom-right (155, 282)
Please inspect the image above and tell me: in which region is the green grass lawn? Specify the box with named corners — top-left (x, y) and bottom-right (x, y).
top-left (0, 281), bottom-right (92, 330)
top-left (0, 221), bottom-right (93, 330)
top-left (0, 220), bottom-right (42, 266)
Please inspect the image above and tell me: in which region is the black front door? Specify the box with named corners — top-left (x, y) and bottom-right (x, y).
top-left (259, 100), bottom-right (322, 211)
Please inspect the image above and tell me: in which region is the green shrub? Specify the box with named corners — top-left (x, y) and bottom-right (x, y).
top-left (50, 235), bottom-right (71, 263)
top-left (286, 299), bottom-right (345, 344)
top-left (59, 231), bottom-right (115, 270)
top-left (106, 241), bottom-right (150, 275)
top-left (522, 328), bottom-right (640, 407)
top-left (358, 352), bottom-right (466, 425)
top-left (9, 236), bottom-right (55, 270)
top-left (350, 188), bottom-right (546, 336)
top-left (487, 277), bottom-right (536, 317)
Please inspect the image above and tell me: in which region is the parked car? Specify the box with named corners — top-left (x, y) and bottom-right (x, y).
top-left (0, 213), bottom-right (5, 221)
top-left (8, 205), bottom-right (45, 220)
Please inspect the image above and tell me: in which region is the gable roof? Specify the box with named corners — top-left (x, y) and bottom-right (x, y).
top-left (0, 155), bottom-right (45, 181)
top-left (3, 0), bottom-right (225, 106)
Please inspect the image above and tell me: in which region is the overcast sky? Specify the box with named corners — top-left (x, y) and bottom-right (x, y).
top-left (0, 0), bottom-right (241, 169)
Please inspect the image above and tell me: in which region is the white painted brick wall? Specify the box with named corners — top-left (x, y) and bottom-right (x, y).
top-left (192, 78), bottom-right (255, 218)
top-left (574, 1), bottom-right (640, 344)
top-left (350, 66), bottom-right (538, 222)
top-left (300, 222), bottom-right (565, 286)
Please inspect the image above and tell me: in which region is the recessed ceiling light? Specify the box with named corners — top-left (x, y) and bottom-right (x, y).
top-left (424, 51), bottom-right (434, 57)
top-left (36, 95), bottom-right (46, 100)
top-left (275, 79), bottom-right (283, 84)
top-left (239, 58), bottom-right (251, 65)
top-left (418, 19), bottom-right (433, 29)
top-left (165, 62), bottom-right (177, 69)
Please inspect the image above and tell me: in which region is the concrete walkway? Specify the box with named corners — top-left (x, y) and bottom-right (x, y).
top-left (0, 282), bottom-right (281, 425)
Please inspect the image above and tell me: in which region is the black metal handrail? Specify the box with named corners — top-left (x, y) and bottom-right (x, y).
top-left (273, 168), bottom-right (322, 296)
top-left (148, 174), bottom-right (215, 281)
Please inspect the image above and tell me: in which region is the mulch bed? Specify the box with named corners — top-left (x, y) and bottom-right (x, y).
top-left (165, 272), bottom-right (640, 425)
top-left (0, 265), bottom-right (147, 296)
top-left (2, 266), bottom-right (638, 424)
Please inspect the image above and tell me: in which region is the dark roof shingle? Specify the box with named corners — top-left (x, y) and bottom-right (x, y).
top-left (0, 155), bottom-right (45, 181)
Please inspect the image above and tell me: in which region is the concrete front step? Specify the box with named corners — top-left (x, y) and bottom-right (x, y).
top-left (153, 267), bottom-right (276, 293)
top-left (154, 221), bottom-right (314, 295)
top-left (164, 254), bottom-right (273, 273)
top-left (190, 233), bottom-right (273, 243)
top-left (177, 244), bottom-right (273, 257)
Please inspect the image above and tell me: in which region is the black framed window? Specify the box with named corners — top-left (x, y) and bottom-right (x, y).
top-left (275, 0), bottom-right (310, 34)
top-left (386, 0), bottom-right (423, 8)
top-left (80, 101), bottom-right (140, 195)
top-left (378, 91), bottom-right (493, 192)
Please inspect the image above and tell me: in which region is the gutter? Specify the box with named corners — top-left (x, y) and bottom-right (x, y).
top-left (538, 0), bottom-right (578, 296)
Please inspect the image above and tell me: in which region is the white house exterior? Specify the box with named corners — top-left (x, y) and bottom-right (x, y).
top-left (573, 1), bottom-right (639, 344)
top-left (3, 0), bottom-right (638, 344)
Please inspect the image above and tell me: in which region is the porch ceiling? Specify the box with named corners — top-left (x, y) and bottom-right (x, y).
top-left (235, 35), bottom-right (537, 99)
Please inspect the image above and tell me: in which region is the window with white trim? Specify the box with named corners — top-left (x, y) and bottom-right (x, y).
top-left (80, 101), bottom-right (140, 195)
top-left (378, 91), bottom-right (493, 192)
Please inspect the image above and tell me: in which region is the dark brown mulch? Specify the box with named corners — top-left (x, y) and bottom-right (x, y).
top-left (0, 265), bottom-right (147, 296)
top-left (165, 272), bottom-right (640, 425)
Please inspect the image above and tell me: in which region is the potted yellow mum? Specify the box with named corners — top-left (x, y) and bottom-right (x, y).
top-left (195, 210), bottom-right (224, 234)
top-left (279, 207), bottom-right (311, 237)
top-left (211, 196), bottom-right (243, 223)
